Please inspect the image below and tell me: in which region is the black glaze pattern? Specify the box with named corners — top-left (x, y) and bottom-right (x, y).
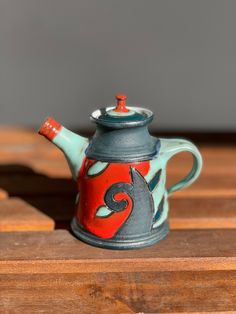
top-left (102, 167), bottom-right (166, 237)
top-left (148, 169), bottom-right (162, 192)
top-left (153, 196), bottom-right (165, 222)
top-left (115, 167), bottom-right (154, 237)
top-left (104, 182), bottom-right (133, 212)
top-left (72, 167), bottom-right (168, 249)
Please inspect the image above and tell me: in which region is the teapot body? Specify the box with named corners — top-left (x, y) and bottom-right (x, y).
top-left (72, 151), bottom-right (169, 249)
top-left (71, 136), bottom-right (202, 250)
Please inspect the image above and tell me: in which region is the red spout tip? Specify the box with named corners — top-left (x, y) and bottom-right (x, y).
top-left (38, 117), bottom-right (61, 141)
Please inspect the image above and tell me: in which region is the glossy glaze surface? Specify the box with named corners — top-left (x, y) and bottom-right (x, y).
top-left (38, 95), bottom-right (202, 249)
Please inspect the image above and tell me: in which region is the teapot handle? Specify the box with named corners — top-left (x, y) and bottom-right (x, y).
top-left (160, 138), bottom-right (203, 195)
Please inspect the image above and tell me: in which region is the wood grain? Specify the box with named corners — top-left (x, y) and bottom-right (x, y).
top-left (1, 229), bottom-right (236, 274)
top-left (169, 198), bottom-right (236, 229)
top-left (0, 198), bottom-right (54, 231)
top-left (168, 174), bottom-right (236, 198)
top-left (0, 271), bottom-right (235, 313)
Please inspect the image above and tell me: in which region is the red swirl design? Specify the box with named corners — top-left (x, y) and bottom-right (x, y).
top-left (75, 158), bottom-right (150, 239)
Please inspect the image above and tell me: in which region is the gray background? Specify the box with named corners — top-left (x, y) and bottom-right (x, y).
top-left (0, 0), bottom-right (235, 130)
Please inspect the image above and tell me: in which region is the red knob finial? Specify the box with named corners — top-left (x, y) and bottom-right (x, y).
top-left (114, 94), bottom-right (129, 112)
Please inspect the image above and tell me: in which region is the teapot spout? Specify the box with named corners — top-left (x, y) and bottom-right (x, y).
top-left (38, 117), bottom-right (89, 180)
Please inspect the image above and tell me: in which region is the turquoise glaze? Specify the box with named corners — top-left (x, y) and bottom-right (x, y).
top-left (52, 126), bottom-right (88, 180)
top-left (160, 138), bottom-right (202, 194)
top-left (87, 161), bottom-right (108, 176)
top-left (107, 107), bottom-right (136, 116)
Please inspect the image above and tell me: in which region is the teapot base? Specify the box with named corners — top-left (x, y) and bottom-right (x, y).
top-left (71, 218), bottom-right (169, 250)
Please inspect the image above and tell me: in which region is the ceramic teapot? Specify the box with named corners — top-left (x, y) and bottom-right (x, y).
top-left (39, 94), bottom-right (202, 250)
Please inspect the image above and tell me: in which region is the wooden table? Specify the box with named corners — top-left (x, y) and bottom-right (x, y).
top-left (0, 127), bottom-right (236, 313)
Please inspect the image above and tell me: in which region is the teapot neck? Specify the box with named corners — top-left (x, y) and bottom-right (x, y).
top-left (86, 125), bottom-right (160, 162)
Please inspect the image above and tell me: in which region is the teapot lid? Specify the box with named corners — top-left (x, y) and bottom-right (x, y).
top-left (91, 94), bottom-right (153, 128)
top-left (86, 94), bottom-right (159, 162)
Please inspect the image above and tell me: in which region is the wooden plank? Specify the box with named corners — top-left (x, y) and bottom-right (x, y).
top-left (0, 198), bottom-right (54, 232)
top-left (23, 196), bottom-right (236, 231)
top-left (0, 170), bottom-right (233, 198)
top-left (169, 198), bottom-right (236, 229)
top-left (27, 159), bottom-right (70, 178)
top-left (0, 149), bottom-right (234, 178)
top-left (1, 145), bottom-right (235, 164)
top-left (0, 144), bottom-right (63, 162)
top-left (0, 271), bottom-right (235, 313)
top-left (0, 127), bottom-right (39, 145)
top-left (21, 148), bottom-right (236, 178)
top-left (0, 173), bottom-right (233, 199)
top-left (0, 143), bottom-right (234, 197)
top-left (0, 132), bottom-right (236, 178)
top-left (168, 174), bottom-right (236, 198)
top-left (0, 127), bottom-right (235, 150)
top-left (0, 140), bottom-right (235, 180)
top-left (0, 229), bottom-right (236, 274)
top-left (0, 189), bottom-right (8, 200)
